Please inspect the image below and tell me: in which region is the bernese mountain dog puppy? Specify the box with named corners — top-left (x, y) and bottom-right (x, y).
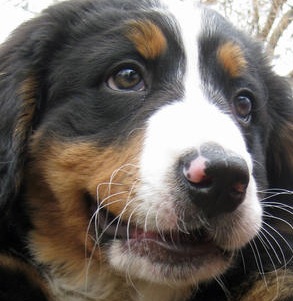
top-left (0, 0), bottom-right (292, 300)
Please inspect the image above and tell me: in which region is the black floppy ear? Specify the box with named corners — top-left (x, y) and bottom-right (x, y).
top-left (0, 1), bottom-right (102, 216)
top-left (0, 33), bottom-right (39, 215)
top-left (266, 74), bottom-right (293, 193)
top-left (0, 73), bottom-right (37, 215)
top-left (0, 13), bottom-right (61, 216)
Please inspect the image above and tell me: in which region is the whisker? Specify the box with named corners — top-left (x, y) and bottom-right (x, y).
top-left (84, 169), bottom-right (140, 287)
top-left (257, 230), bottom-right (283, 266)
top-left (95, 194), bottom-right (137, 242)
top-left (262, 203), bottom-right (293, 216)
top-left (248, 240), bottom-right (267, 286)
top-left (113, 181), bottom-right (139, 240)
top-left (263, 213), bottom-right (293, 231)
top-left (127, 127), bottom-right (146, 139)
top-left (144, 206), bottom-right (153, 233)
top-left (173, 204), bottom-right (190, 235)
top-left (126, 205), bottom-right (140, 252)
top-left (108, 163), bottom-right (138, 193)
top-left (155, 201), bottom-right (168, 242)
top-left (252, 158), bottom-right (266, 171)
top-left (262, 220), bottom-right (293, 256)
top-left (214, 276), bottom-right (231, 300)
top-left (239, 249), bottom-right (246, 274)
top-left (258, 188), bottom-right (293, 195)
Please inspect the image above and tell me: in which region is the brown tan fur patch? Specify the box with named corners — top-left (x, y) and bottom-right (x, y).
top-left (239, 270), bottom-right (293, 301)
top-left (14, 76), bottom-right (37, 141)
top-left (217, 42), bottom-right (247, 77)
top-left (126, 20), bottom-right (167, 59)
top-left (12, 76), bottom-right (37, 189)
top-left (25, 132), bottom-right (143, 280)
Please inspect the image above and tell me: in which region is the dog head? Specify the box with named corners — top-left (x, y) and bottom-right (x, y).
top-left (0, 0), bottom-right (292, 298)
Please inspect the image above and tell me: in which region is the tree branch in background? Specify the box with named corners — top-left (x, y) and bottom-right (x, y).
top-left (267, 8), bottom-right (293, 53)
top-left (259, 0), bottom-right (287, 40)
top-left (251, 0), bottom-right (260, 34)
top-left (200, 0), bottom-right (218, 4)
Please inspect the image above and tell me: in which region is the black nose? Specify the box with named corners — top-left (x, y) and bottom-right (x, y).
top-left (181, 143), bottom-right (250, 217)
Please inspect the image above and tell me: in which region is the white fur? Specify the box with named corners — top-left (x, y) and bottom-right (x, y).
top-left (108, 1), bottom-right (262, 296)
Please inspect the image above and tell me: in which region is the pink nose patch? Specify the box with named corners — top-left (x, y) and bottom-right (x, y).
top-left (183, 156), bottom-right (210, 184)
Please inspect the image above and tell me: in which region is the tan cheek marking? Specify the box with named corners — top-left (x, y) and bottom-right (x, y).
top-left (26, 133), bottom-right (143, 270)
top-left (40, 138), bottom-right (142, 216)
top-left (126, 20), bottom-right (167, 59)
top-left (217, 42), bottom-right (247, 77)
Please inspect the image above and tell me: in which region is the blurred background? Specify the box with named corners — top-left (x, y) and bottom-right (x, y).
top-left (0, 0), bottom-right (292, 79)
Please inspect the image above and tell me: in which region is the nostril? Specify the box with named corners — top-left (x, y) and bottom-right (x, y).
top-left (232, 182), bottom-right (248, 195)
top-left (229, 181), bottom-right (248, 201)
top-left (183, 156), bottom-right (211, 186)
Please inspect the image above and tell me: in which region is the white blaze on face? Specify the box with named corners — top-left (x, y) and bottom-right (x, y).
top-left (108, 0), bottom-right (262, 288)
top-left (137, 0), bottom-right (262, 245)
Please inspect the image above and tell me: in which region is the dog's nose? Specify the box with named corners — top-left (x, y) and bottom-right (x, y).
top-left (181, 143), bottom-right (249, 217)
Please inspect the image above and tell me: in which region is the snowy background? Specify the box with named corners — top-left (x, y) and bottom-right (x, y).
top-left (0, 0), bottom-right (59, 41)
top-left (0, 0), bottom-right (292, 76)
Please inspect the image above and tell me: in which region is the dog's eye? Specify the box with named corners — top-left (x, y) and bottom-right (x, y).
top-left (107, 68), bottom-right (145, 92)
top-left (233, 91), bottom-right (253, 123)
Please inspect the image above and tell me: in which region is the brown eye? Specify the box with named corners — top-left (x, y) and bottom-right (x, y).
top-left (107, 68), bottom-right (145, 91)
top-left (233, 91), bottom-right (253, 123)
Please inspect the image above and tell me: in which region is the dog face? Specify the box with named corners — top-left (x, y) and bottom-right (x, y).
top-left (0, 0), bottom-right (292, 300)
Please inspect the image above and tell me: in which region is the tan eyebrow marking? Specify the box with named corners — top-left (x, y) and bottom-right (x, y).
top-left (125, 20), bottom-right (167, 59)
top-left (217, 42), bottom-right (247, 77)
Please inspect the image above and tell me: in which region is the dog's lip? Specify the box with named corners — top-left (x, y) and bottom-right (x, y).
top-left (130, 227), bottom-right (211, 246)
top-left (97, 208), bottom-right (229, 260)
top-left (127, 228), bottom-right (221, 260)
top-left (97, 207), bottom-right (209, 242)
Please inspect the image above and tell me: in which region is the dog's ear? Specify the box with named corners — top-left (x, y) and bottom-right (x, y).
top-left (0, 11), bottom-right (64, 216)
top-left (0, 1), bottom-right (104, 217)
top-left (266, 73), bottom-right (293, 193)
top-left (0, 27), bottom-right (39, 216)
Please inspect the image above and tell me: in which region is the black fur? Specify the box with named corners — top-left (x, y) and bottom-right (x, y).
top-left (0, 0), bottom-right (292, 300)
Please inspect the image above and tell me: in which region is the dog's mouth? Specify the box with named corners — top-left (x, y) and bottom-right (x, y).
top-left (125, 228), bottom-right (228, 264)
top-left (95, 207), bottom-right (231, 263)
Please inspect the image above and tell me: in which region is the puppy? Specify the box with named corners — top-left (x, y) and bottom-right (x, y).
top-left (0, 0), bottom-right (292, 300)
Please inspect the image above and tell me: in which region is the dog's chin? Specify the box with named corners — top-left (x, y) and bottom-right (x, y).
top-left (107, 230), bottom-right (233, 285)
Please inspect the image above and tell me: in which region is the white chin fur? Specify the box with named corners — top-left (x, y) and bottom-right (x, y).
top-left (108, 240), bottom-right (232, 286)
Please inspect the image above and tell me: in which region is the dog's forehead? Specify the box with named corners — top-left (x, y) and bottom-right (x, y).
top-left (123, 0), bottom-right (247, 79)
